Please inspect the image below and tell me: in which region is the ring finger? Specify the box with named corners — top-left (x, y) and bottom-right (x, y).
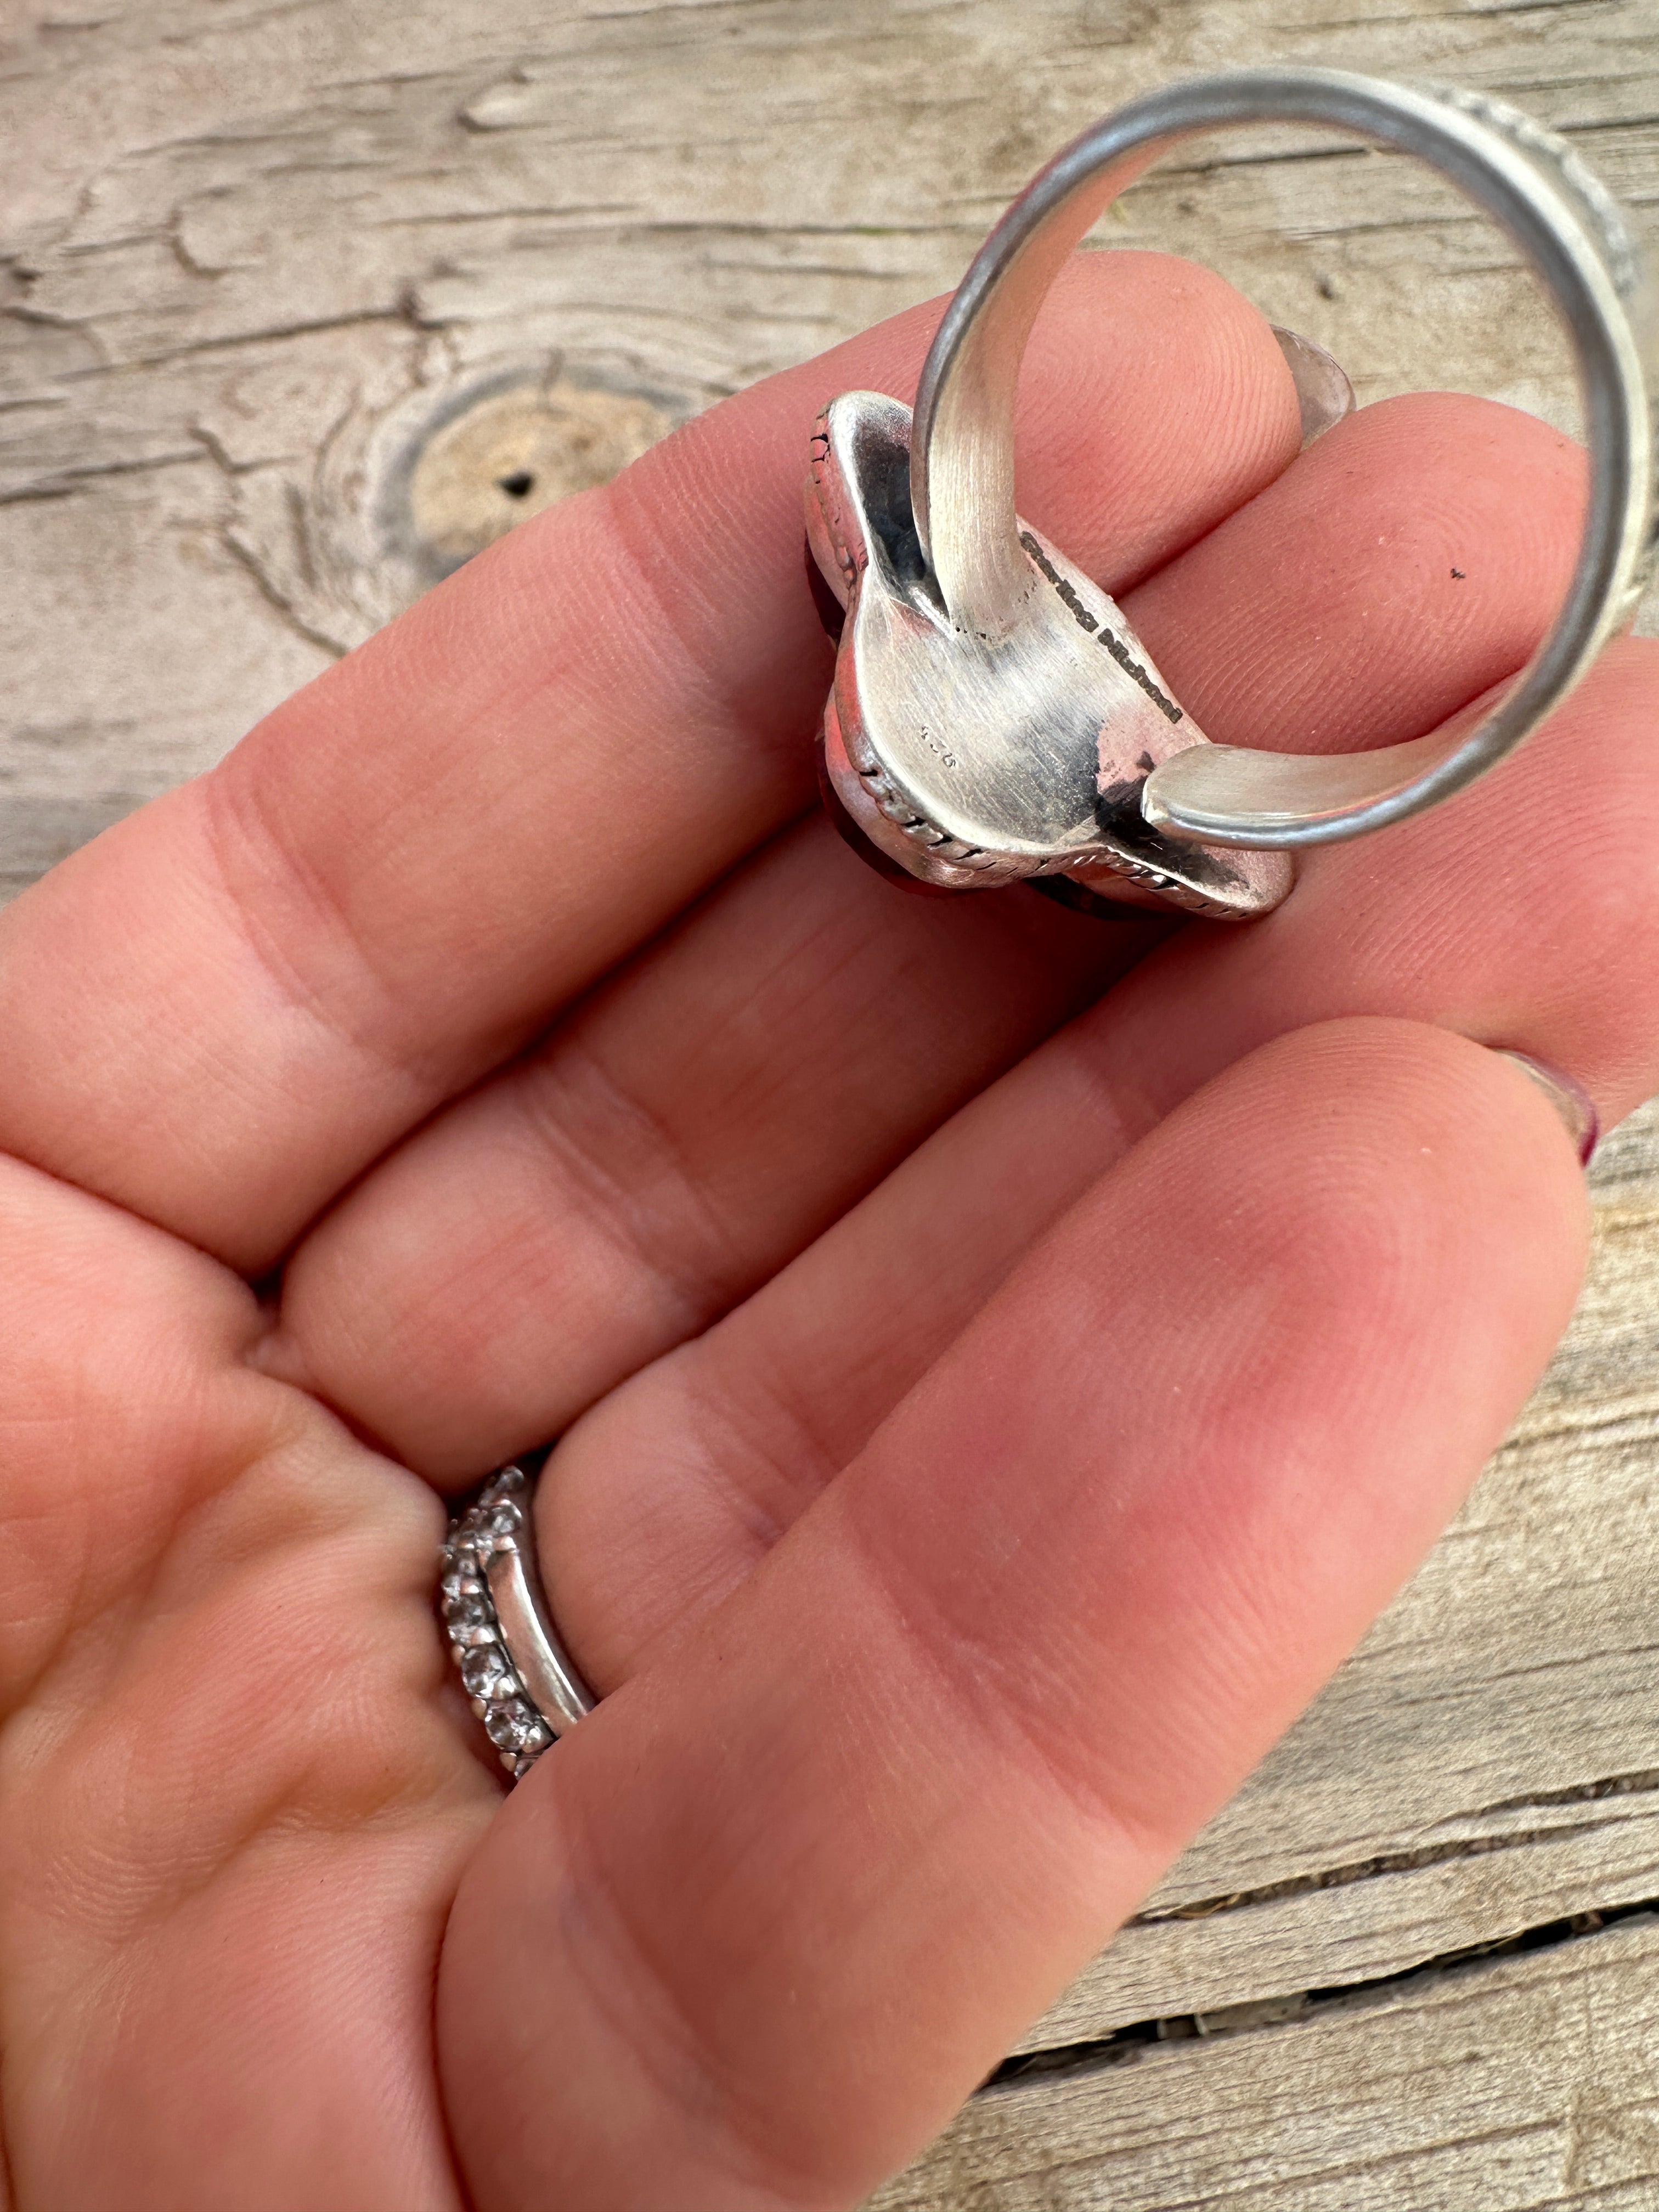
top-left (539, 629), bottom-right (1659, 1684)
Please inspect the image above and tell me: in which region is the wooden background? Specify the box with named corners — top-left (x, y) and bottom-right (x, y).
top-left (5, 1), bottom-right (1658, 2203)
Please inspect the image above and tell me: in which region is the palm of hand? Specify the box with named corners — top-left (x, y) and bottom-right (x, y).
top-left (3, 253), bottom-right (1656, 2212)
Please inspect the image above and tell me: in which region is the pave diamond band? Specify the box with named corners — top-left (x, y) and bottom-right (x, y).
top-left (439, 1465), bottom-right (595, 1780)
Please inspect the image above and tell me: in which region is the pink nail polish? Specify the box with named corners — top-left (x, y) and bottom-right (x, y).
top-left (1492, 1049), bottom-right (1600, 1167)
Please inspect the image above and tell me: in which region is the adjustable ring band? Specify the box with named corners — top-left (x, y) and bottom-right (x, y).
top-left (439, 1465), bottom-right (594, 1780)
top-left (911, 67), bottom-right (1657, 849)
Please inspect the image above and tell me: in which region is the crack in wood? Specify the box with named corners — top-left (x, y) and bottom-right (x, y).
top-left (0, 446), bottom-right (207, 502)
top-left (50, 306), bottom-right (418, 375)
top-left (990, 1898), bottom-right (1659, 2089)
top-left (218, 525), bottom-right (351, 659)
top-left (1131, 1795), bottom-right (1659, 1928)
top-left (1481, 1765), bottom-right (1659, 1816)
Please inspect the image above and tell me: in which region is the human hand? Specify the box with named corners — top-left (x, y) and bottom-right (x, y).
top-left (3, 250), bottom-right (1656, 2212)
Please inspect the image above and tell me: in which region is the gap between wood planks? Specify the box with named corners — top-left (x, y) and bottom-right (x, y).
top-left (1135, 1764), bottom-right (1659, 1923)
top-left (989, 1890), bottom-right (1659, 2093)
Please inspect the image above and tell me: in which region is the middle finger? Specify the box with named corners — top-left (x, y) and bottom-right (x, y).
top-left (265, 819), bottom-right (1155, 1475)
top-left (265, 386), bottom-right (1585, 1474)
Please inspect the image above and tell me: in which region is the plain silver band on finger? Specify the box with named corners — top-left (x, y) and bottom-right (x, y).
top-left (911, 66), bottom-right (1658, 849)
top-left (439, 1466), bottom-right (594, 1780)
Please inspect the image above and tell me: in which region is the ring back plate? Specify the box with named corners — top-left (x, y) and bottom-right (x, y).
top-left (807, 391), bottom-right (1293, 920)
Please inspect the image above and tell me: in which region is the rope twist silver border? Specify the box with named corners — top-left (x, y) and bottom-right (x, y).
top-left (439, 1466), bottom-right (594, 1779)
top-left (910, 66), bottom-right (1657, 849)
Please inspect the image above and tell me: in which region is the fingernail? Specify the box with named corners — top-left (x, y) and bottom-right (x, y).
top-left (1492, 1048), bottom-right (1600, 1167)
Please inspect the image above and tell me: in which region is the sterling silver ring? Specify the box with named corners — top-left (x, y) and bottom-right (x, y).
top-left (439, 1466), bottom-right (594, 1779)
top-left (809, 67), bottom-right (1657, 917)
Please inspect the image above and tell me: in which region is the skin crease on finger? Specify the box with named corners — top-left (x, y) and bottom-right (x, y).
top-left (440, 1022), bottom-right (1591, 2212)
top-left (259, 380), bottom-right (1588, 1482)
top-left (0, 251), bottom-right (1299, 1274)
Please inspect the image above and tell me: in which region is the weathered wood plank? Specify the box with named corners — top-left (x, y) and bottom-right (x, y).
top-left (1, 458), bottom-right (329, 898)
top-left (874, 1916), bottom-right (1659, 2210)
top-left (1028, 1776), bottom-right (1659, 2052)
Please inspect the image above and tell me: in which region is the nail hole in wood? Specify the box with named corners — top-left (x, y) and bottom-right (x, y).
top-left (406, 379), bottom-right (674, 573)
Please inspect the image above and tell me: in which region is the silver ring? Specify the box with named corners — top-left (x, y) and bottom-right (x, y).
top-left (912, 67), bottom-right (1656, 849)
top-left (438, 1465), bottom-right (594, 1779)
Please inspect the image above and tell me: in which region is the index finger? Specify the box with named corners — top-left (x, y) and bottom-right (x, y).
top-left (0, 252), bottom-right (1299, 1269)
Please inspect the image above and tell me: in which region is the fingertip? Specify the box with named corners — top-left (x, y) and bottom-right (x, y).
top-left (1196, 1017), bottom-right (1593, 1285)
top-left (1488, 1048), bottom-right (1600, 1166)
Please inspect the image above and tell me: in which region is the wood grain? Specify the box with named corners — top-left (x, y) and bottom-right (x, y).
top-left (872, 1915), bottom-right (1659, 2210)
top-left (5, 2), bottom-right (1659, 2202)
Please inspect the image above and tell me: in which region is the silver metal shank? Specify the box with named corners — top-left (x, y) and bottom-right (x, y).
top-left (909, 67), bottom-right (1656, 850)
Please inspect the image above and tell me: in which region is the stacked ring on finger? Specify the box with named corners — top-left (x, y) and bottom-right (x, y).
top-left (439, 1468), bottom-right (592, 1778)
